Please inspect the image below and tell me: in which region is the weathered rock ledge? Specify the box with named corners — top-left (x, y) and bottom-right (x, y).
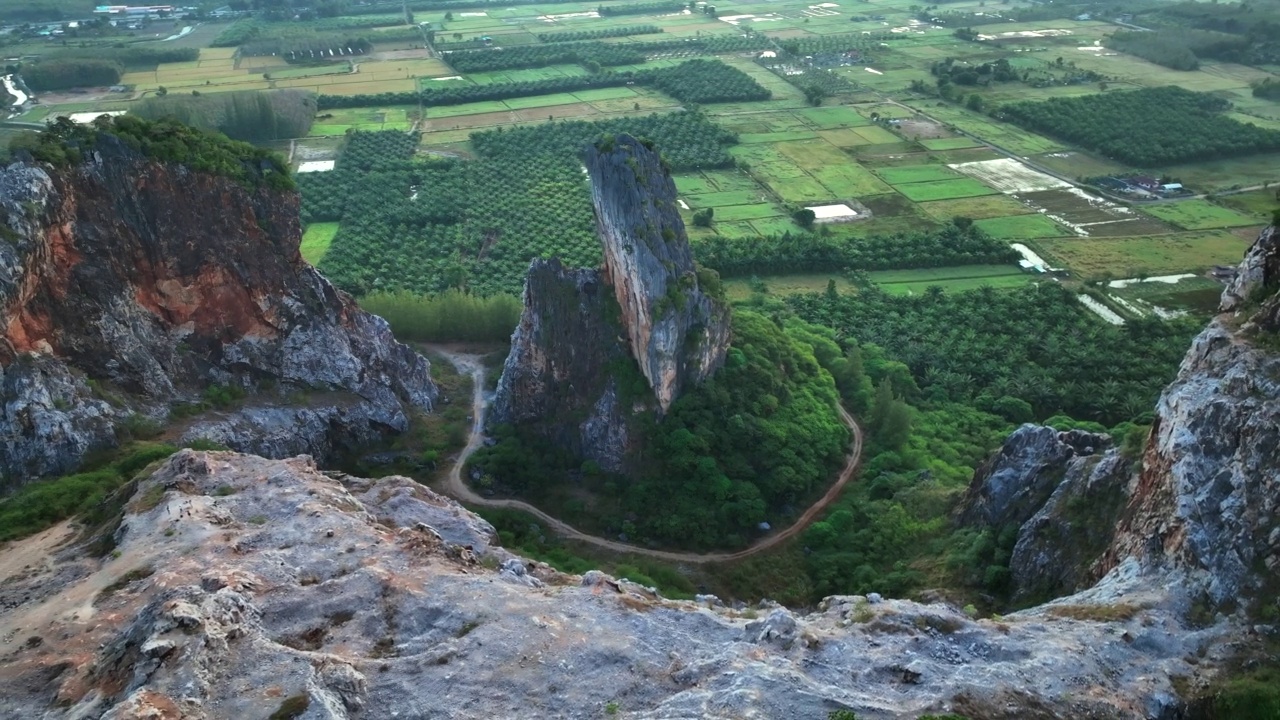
top-left (0, 451), bottom-right (1244, 720)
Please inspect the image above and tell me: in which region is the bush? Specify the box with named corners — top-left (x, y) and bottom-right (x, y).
top-left (22, 115), bottom-right (294, 192)
top-left (0, 442), bottom-right (178, 542)
top-left (360, 290), bottom-right (521, 343)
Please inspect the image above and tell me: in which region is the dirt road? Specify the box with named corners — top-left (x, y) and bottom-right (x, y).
top-left (436, 349), bottom-right (864, 564)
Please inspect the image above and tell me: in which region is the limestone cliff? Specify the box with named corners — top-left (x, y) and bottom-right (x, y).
top-left (960, 223), bottom-right (1280, 619)
top-left (586, 134), bottom-right (730, 411)
top-left (487, 259), bottom-right (634, 472)
top-left (489, 134), bottom-right (730, 470)
top-left (1099, 223), bottom-right (1280, 612)
top-left (0, 129), bottom-right (436, 490)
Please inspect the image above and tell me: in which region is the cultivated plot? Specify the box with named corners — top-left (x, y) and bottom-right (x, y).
top-left (1034, 230), bottom-right (1253, 279)
top-left (1141, 199), bottom-right (1264, 231)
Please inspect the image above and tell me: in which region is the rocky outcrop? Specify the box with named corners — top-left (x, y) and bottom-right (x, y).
top-left (586, 134), bottom-right (730, 411)
top-left (489, 134), bottom-right (730, 471)
top-left (0, 451), bottom-right (1240, 719)
top-left (959, 425), bottom-right (1131, 603)
top-left (959, 224), bottom-right (1280, 617)
top-left (0, 131), bottom-right (435, 490)
top-left (1099, 224), bottom-right (1280, 611)
top-left (487, 259), bottom-right (634, 472)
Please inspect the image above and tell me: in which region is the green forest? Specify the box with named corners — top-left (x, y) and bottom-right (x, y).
top-left (999, 86), bottom-right (1280, 166)
top-left (473, 311), bottom-right (852, 549)
top-left (132, 90), bottom-right (317, 143)
top-left (20, 58), bottom-right (121, 91)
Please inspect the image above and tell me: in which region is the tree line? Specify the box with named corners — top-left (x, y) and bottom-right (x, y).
top-left (443, 35), bottom-right (772, 73)
top-left (693, 222), bottom-right (1019, 277)
top-left (998, 86), bottom-right (1280, 167)
top-left (597, 1), bottom-right (685, 16)
top-left (536, 24), bottom-right (662, 43)
top-left (316, 58), bottom-right (770, 110)
top-left (21, 59), bottom-right (121, 91)
top-left (132, 90), bottom-right (316, 143)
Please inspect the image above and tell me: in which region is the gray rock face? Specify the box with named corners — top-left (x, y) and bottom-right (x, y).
top-left (489, 134), bottom-right (731, 471)
top-left (959, 424), bottom-right (1132, 602)
top-left (0, 451), bottom-right (1245, 720)
top-left (0, 138), bottom-right (436, 490)
top-left (960, 424), bottom-right (1114, 529)
top-left (488, 259), bottom-right (635, 473)
top-left (1096, 225), bottom-right (1280, 612)
top-left (585, 134), bottom-right (731, 412)
top-left (1102, 318), bottom-right (1280, 609)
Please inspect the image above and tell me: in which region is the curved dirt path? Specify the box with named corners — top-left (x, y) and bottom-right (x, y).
top-left (436, 349), bottom-right (864, 564)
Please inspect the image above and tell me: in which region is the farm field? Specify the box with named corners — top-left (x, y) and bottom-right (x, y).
top-left (868, 265), bottom-right (1037, 295)
top-left (975, 214), bottom-right (1066, 240)
top-left (20, 0), bottom-right (1276, 303)
top-left (1032, 230), bottom-right (1254, 280)
top-left (1141, 200), bottom-right (1264, 231)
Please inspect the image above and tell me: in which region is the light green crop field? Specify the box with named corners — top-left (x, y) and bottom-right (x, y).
top-left (712, 203), bottom-right (788, 221)
top-left (301, 223), bottom-right (340, 265)
top-left (722, 273), bottom-right (857, 301)
top-left (686, 190), bottom-right (771, 207)
top-left (975, 214), bottom-right (1067, 240)
top-left (894, 178), bottom-right (1001, 202)
top-left (1033, 230), bottom-right (1254, 279)
top-left (874, 164), bottom-right (962, 185)
top-left (920, 137), bottom-right (981, 151)
top-left (869, 265), bottom-right (1036, 295)
top-left (1141, 199), bottom-right (1264, 231)
top-left (1218, 189), bottom-right (1280, 217)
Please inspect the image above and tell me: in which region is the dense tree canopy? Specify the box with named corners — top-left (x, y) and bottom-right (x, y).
top-left (21, 59), bottom-right (121, 91)
top-left (999, 86), bottom-right (1280, 166)
top-left (787, 282), bottom-right (1197, 425)
top-left (536, 24), bottom-right (662, 43)
top-left (474, 312), bottom-right (851, 550)
top-left (305, 113), bottom-right (736, 296)
top-left (443, 35), bottom-right (771, 73)
top-left (693, 222), bottom-right (1019, 277)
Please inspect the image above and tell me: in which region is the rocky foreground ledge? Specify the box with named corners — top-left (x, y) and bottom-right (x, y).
top-left (0, 451), bottom-right (1237, 719)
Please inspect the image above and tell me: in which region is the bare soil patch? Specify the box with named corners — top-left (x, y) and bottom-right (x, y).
top-left (897, 117), bottom-right (952, 140)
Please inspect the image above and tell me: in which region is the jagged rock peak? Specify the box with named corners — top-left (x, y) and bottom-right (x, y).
top-left (0, 122), bottom-right (436, 489)
top-left (585, 133), bottom-right (730, 412)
